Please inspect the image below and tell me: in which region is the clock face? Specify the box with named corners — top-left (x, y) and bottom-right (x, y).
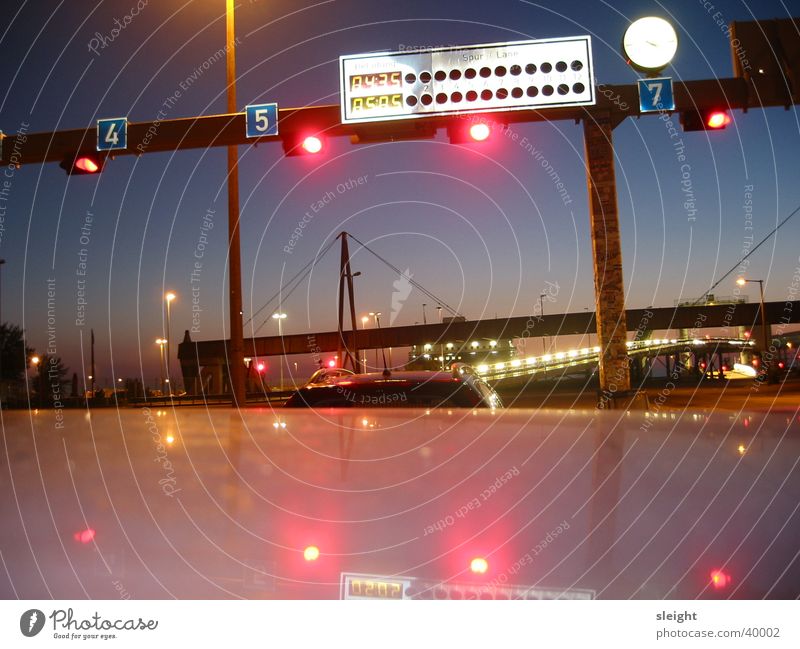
top-left (623, 17), bottom-right (678, 72)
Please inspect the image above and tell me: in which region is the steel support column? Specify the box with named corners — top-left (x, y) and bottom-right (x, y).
top-left (583, 112), bottom-right (630, 394)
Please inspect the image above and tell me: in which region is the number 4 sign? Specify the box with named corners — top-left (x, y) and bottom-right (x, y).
top-left (245, 103), bottom-right (279, 138)
top-left (638, 77), bottom-right (675, 113)
top-left (97, 117), bottom-right (128, 151)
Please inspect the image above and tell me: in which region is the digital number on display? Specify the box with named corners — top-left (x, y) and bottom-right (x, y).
top-left (349, 72), bottom-right (402, 91)
top-left (350, 94), bottom-right (403, 112)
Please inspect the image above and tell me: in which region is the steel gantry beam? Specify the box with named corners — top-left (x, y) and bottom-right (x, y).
top-left (0, 78), bottom-right (768, 168)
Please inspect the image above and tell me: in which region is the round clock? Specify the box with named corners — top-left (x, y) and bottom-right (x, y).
top-left (622, 17), bottom-right (678, 73)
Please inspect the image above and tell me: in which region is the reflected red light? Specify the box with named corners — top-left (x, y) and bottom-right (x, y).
top-left (778, 361), bottom-right (785, 369)
top-left (327, 359), bottom-right (336, 368)
top-left (302, 136), bottom-right (323, 154)
top-left (470, 557), bottom-right (489, 574)
top-left (710, 569), bottom-right (731, 589)
top-left (256, 362), bottom-right (265, 372)
top-left (744, 331), bottom-right (751, 339)
top-left (706, 111), bottom-right (731, 129)
top-left (75, 157), bottom-right (99, 173)
top-left (74, 528), bottom-right (96, 544)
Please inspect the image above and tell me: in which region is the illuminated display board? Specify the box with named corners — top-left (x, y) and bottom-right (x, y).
top-left (340, 36), bottom-right (595, 124)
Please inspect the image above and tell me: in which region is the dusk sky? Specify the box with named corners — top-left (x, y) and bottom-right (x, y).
top-left (1, 0), bottom-right (798, 385)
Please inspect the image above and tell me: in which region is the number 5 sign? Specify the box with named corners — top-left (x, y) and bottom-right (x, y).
top-left (638, 77), bottom-right (675, 113)
top-left (97, 117), bottom-right (128, 151)
top-left (245, 103), bottom-right (279, 138)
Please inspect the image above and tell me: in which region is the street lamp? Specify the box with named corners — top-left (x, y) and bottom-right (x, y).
top-left (164, 292), bottom-right (176, 394)
top-left (272, 312), bottom-right (287, 389)
top-left (422, 303), bottom-right (427, 325)
top-left (155, 338), bottom-right (167, 394)
top-left (736, 277), bottom-right (773, 381)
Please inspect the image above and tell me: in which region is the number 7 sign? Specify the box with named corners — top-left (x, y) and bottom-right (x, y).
top-left (638, 77), bottom-right (675, 113)
top-left (97, 117), bottom-right (128, 151)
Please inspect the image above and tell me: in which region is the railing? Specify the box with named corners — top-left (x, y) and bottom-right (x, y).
top-left (479, 337), bottom-right (756, 382)
top-left (129, 390), bottom-right (293, 407)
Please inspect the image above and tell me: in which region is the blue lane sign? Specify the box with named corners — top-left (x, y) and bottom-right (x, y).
top-left (638, 77), bottom-right (675, 113)
top-left (97, 117), bottom-right (128, 151)
top-left (245, 103), bottom-right (279, 138)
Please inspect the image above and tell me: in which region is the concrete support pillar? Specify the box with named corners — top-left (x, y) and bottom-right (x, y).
top-left (583, 113), bottom-right (630, 394)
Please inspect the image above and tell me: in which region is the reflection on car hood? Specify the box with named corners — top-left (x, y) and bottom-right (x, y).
top-left (1, 408), bottom-right (797, 599)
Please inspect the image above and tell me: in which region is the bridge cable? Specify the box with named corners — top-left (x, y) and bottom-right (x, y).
top-left (695, 201), bottom-right (800, 305)
top-left (346, 233), bottom-right (463, 318)
top-left (243, 237), bottom-right (338, 331)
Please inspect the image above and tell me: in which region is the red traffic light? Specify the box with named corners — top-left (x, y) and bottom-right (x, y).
top-left (60, 154), bottom-right (103, 175)
top-left (706, 111), bottom-right (731, 129)
top-left (76, 157), bottom-right (99, 172)
top-left (302, 136), bottom-right (323, 153)
top-left (447, 118), bottom-right (495, 144)
top-left (680, 109), bottom-right (732, 132)
top-left (469, 123), bottom-right (491, 141)
top-left (282, 133), bottom-right (325, 156)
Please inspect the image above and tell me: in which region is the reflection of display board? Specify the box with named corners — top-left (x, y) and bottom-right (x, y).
top-left (340, 573), bottom-right (412, 600)
top-left (339, 572), bottom-right (596, 600)
top-left (339, 37), bottom-right (595, 124)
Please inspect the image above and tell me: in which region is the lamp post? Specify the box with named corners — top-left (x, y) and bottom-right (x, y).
top-left (31, 355), bottom-right (41, 403)
top-left (164, 292), bottom-right (176, 394)
top-left (369, 312), bottom-right (382, 369)
top-left (737, 277), bottom-right (773, 382)
top-left (155, 338), bottom-right (167, 394)
top-left (539, 293), bottom-right (547, 354)
top-left (224, 0), bottom-right (245, 405)
top-left (272, 312), bottom-right (287, 389)
top-left (422, 303), bottom-right (427, 325)
top-left (361, 316), bottom-right (369, 371)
